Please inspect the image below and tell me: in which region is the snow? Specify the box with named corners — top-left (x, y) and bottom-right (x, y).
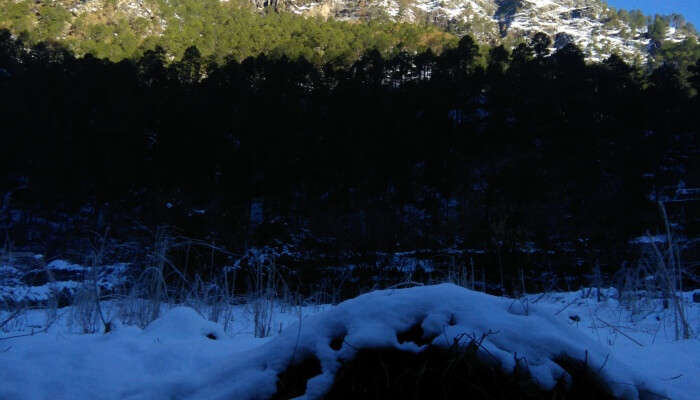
top-left (629, 234), bottom-right (667, 244)
top-left (0, 302), bottom-right (312, 399)
top-left (1, 284), bottom-right (698, 399)
top-left (1, 281), bottom-right (82, 302)
top-left (142, 307), bottom-right (226, 341)
top-left (526, 289), bottom-right (700, 400)
top-left (502, 0), bottom-right (656, 61)
top-left (1, 260), bottom-right (132, 303)
top-left (526, 0), bottom-right (556, 8)
top-left (47, 259), bottom-right (86, 271)
top-left (0, 264), bottom-right (21, 275)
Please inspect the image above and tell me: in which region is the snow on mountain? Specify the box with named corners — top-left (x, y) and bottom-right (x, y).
top-left (40, 0), bottom-right (697, 63)
top-left (285, 0), bottom-right (695, 62)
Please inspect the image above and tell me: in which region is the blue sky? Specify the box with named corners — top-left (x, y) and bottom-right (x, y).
top-left (606, 1), bottom-right (700, 27)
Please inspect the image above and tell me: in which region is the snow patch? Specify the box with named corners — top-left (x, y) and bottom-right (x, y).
top-left (143, 307), bottom-right (225, 342)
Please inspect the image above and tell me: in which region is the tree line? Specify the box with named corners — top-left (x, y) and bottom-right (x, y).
top-left (0, 29), bottom-right (698, 287)
top-left (0, 0), bottom-right (456, 63)
top-left (2, 0), bottom-right (699, 69)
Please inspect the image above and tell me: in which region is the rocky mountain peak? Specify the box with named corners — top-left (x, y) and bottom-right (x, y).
top-left (272, 0), bottom-right (696, 62)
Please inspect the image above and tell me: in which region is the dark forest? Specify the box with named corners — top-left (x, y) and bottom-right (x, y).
top-left (1, 29), bottom-right (698, 294)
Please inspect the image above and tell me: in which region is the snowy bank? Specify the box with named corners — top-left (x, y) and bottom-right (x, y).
top-left (2, 284), bottom-right (695, 399)
top-left (130, 284), bottom-right (665, 399)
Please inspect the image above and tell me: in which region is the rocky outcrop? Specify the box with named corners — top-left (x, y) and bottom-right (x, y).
top-left (267, 0), bottom-right (696, 62)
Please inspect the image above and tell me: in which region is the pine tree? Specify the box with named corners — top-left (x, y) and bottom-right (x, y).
top-left (689, 58), bottom-right (700, 93)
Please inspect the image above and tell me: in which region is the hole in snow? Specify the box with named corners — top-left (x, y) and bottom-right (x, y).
top-left (448, 314), bottom-right (457, 326)
top-left (553, 354), bottom-right (616, 399)
top-left (396, 319), bottom-right (436, 347)
top-left (330, 335), bottom-right (345, 351)
top-left (323, 347), bottom-right (617, 399)
top-left (272, 356), bottom-right (322, 400)
top-left (205, 333), bottom-right (217, 340)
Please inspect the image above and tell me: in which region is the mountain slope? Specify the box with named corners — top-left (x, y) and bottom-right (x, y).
top-left (286, 0), bottom-right (696, 62)
top-left (0, 0), bottom-right (697, 63)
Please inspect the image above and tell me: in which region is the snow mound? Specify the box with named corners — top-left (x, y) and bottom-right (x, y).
top-left (143, 307), bottom-right (225, 341)
top-left (132, 284), bottom-right (665, 400)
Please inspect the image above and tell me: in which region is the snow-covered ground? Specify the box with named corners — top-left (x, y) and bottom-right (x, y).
top-left (1, 259), bottom-right (131, 305)
top-left (524, 288), bottom-right (700, 400)
top-left (1, 284), bottom-right (699, 399)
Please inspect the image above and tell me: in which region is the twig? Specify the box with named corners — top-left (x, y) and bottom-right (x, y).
top-left (508, 297), bottom-right (529, 315)
top-left (597, 353), bottom-right (610, 374)
top-left (341, 338), bottom-right (360, 351)
top-left (0, 307), bottom-right (24, 330)
top-left (554, 298), bottom-right (577, 315)
top-left (0, 286), bottom-right (32, 331)
top-left (461, 330), bottom-right (501, 364)
top-left (387, 281), bottom-right (424, 289)
top-left (531, 292), bottom-right (547, 304)
top-left (0, 307), bottom-right (63, 341)
top-left (596, 317), bottom-right (644, 347)
top-left (290, 306), bottom-right (303, 364)
top-left (661, 374), bottom-right (683, 381)
top-left (0, 327), bottom-right (49, 341)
